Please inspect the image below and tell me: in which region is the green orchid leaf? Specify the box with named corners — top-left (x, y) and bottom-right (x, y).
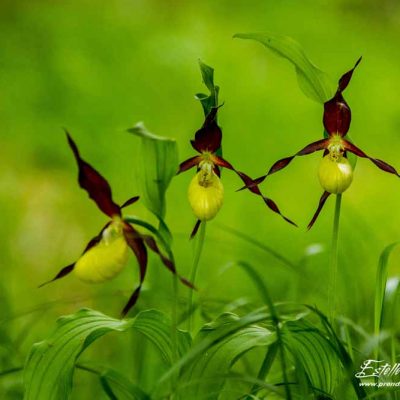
top-left (99, 369), bottom-right (150, 400)
top-left (23, 309), bottom-right (190, 400)
top-left (155, 308), bottom-right (272, 396)
top-left (128, 122), bottom-right (178, 222)
top-left (234, 32), bottom-right (334, 104)
top-left (282, 319), bottom-right (342, 396)
top-left (195, 60), bottom-right (219, 117)
top-left (178, 313), bottom-right (275, 399)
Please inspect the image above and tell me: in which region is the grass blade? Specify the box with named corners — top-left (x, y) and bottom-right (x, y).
top-left (374, 242), bottom-right (400, 359)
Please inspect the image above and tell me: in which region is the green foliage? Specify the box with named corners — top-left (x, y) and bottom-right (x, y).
top-left (128, 123), bottom-right (178, 217)
top-left (155, 308), bottom-right (271, 395)
top-left (195, 60), bottom-right (219, 117)
top-left (282, 319), bottom-right (342, 396)
top-left (2, 3), bottom-right (400, 399)
top-left (234, 33), bottom-right (359, 174)
top-left (127, 122), bottom-right (178, 245)
top-left (179, 313), bottom-right (275, 399)
top-left (23, 309), bottom-right (130, 400)
top-left (374, 242), bottom-right (400, 358)
top-left (234, 32), bottom-right (333, 104)
top-left (99, 369), bottom-right (150, 400)
top-left (23, 309), bottom-right (188, 400)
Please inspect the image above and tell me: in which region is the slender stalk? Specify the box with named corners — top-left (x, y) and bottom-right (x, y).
top-left (187, 221), bottom-right (207, 332)
top-left (328, 194), bottom-right (342, 324)
top-left (245, 343), bottom-right (278, 399)
top-left (238, 262), bottom-right (291, 400)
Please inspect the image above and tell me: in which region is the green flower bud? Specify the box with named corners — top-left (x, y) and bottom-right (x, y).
top-left (318, 155), bottom-right (353, 194)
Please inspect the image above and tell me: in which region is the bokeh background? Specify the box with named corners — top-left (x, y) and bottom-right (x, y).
top-left (1, 0), bottom-right (400, 397)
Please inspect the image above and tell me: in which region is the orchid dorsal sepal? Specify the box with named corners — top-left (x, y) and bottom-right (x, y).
top-left (323, 57), bottom-right (362, 138)
top-left (179, 62), bottom-right (296, 237)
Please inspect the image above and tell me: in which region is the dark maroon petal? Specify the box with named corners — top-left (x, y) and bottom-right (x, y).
top-left (212, 156), bottom-right (297, 226)
top-left (307, 191), bottom-right (331, 230)
top-left (83, 222), bottom-right (110, 251)
top-left (120, 196), bottom-right (140, 209)
top-left (122, 224), bottom-right (148, 316)
top-left (212, 155), bottom-right (260, 194)
top-left (178, 156), bottom-right (202, 174)
top-left (190, 220), bottom-right (202, 239)
top-left (323, 58), bottom-right (361, 137)
top-left (191, 106), bottom-right (222, 153)
top-left (38, 264), bottom-right (75, 288)
top-left (38, 224), bottom-right (107, 288)
top-left (262, 197), bottom-right (297, 227)
top-left (121, 287), bottom-right (141, 318)
top-left (236, 139), bottom-right (330, 191)
top-left (338, 57), bottom-right (362, 92)
top-left (66, 132), bottom-right (121, 218)
top-left (343, 140), bottom-right (400, 177)
top-left (268, 139), bottom-right (330, 175)
top-left (141, 235), bottom-right (195, 289)
top-left (323, 95), bottom-right (351, 137)
top-left (213, 165), bottom-right (221, 177)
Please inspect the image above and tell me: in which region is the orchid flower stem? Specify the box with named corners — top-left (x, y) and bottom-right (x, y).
top-left (187, 221), bottom-right (207, 332)
top-left (329, 194), bottom-right (342, 325)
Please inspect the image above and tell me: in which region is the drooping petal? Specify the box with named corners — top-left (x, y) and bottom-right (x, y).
top-left (66, 132), bottom-right (121, 218)
top-left (236, 139), bottom-right (330, 190)
top-left (268, 139), bottom-right (330, 176)
top-left (212, 156), bottom-right (297, 226)
top-left (262, 196), bottom-right (297, 227)
top-left (212, 155), bottom-right (258, 190)
top-left (122, 224), bottom-right (148, 316)
top-left (120, 196), bottom-right (140, 209)
top-left (38, 264), bottom-right (75, 288)
top-left (343, 140), bottom-right (400, 177)
top-left (38, 225), bottom-right (108, 287)
top-left (323, 58), bottom-right (361, 137)
top-left (307, 191), bottom-right (331, 230)
top-left (141, 235), bottom-right (194, 289)
top-left (178, 156), bottom-right (202, 174)
top-left (190, 219), bottom-right (202, 239)
top-left (191, 106), bottom-right (222, 153)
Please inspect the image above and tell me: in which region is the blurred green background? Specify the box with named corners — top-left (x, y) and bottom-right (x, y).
top-left (1, 0), bottom-right (400, 397)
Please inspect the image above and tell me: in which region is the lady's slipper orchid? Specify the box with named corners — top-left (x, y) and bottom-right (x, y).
top-left (40, 133), bottom-right (193, 316)
top-left (179, 106), bottom-right (296, 237)
top-left (242, 58), bottom-right (399, 229)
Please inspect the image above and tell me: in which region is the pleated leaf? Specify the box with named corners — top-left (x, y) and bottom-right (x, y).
top-left (156, 309), bottom-right (270, 393)
top-left (179, 313), bottom-right (275, 400)
top-left (128, 123), bottom-right (178, 224)
top-left (100, 369), bottom-right (150, 400)
top-left (282, 319), bottom-right (342, 396)
top-left (23, 309), bottom-right (190, 400)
